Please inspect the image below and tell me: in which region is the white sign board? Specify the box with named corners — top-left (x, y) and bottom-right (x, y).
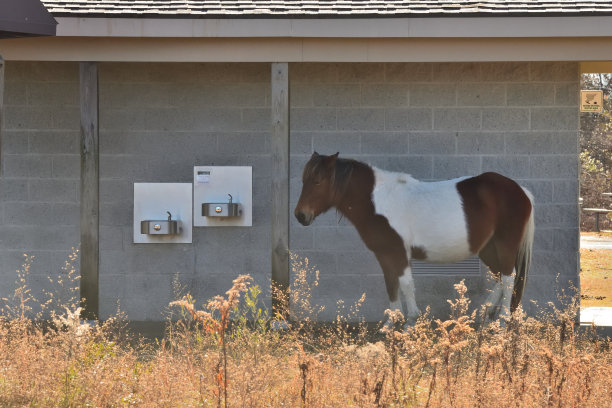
top-left (581, 90), bottom-right (603, 113)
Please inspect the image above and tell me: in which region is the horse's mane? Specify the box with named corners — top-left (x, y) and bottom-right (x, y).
top-left (303, 155), bottom-right (359, 199)
top-left (333, 158), bottom-right (356, 197)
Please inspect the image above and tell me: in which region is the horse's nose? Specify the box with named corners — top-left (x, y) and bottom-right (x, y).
top-left (295, 210), bottom-right (312, 226)
top-left (295, 211), bottom-right (306, 225)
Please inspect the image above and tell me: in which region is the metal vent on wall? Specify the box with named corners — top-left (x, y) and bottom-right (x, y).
top-left (413, 257), bottom-right (482, 276)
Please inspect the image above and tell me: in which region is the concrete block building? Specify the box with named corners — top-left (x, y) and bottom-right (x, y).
top-left (0, 0), bottom-right (609, 323)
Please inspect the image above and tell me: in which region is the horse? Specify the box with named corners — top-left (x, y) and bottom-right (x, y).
top-left (294, 152), bottom-right (535, 325)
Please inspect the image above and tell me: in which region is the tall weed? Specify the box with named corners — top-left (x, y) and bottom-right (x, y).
top-left (0, 255), bottom-right (610, 407)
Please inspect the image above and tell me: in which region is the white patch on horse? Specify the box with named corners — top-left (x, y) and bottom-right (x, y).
top-left (385, 270), bottom-right (420, 326)
top-left (388, 299), bottom-right (402, 313)
top-left (484, 275), bottom-right (503, 319)
top-left (483, 272), bottom-right (515, 322)
top-left (371, 167), bottom-right (473, 264)
top-left (485, 280), bottom-right (502, 306)
top-left (500, 273), bottom-right (515, 319)
top-left (398, 271), bottom-right (420, 320)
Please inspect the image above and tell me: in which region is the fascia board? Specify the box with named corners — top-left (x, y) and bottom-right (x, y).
top-left (2, 36), bottom-right (612, 62)
top-left (55, 16), bottom-right (612, 38)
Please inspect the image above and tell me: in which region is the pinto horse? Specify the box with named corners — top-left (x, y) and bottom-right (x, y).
top-left (294, 152), bottom-right (535, 324)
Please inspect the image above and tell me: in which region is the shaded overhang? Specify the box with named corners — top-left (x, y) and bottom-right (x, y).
top-left (0, 0), bottom-right (57, 39)
top-left (3, 13), bottom-right (612, 63)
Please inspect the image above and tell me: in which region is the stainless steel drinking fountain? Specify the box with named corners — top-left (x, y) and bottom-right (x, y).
top-left (140, 211), bottom-right (182, 235)
top-left (202, 194), bottom-right (242, 218)
top-left (133, 183), bottom-right (193, 244)
top-left (193, 166), bottom-right (252, 227)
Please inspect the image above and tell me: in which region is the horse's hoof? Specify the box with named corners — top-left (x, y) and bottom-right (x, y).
top-left (403, 317), bottom-right (418, 330)
top-left (270, 319), bottom-right (291, 331)
top-left (379, 320), bottom-right (393, 333)
top-left (484, 305), bottom-right (500, 322)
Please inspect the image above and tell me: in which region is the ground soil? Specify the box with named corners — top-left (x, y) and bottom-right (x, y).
top-left (580, 232), bottom-right (612, 308)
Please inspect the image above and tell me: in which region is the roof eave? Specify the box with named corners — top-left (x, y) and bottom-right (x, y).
top-left (53, 15), bottom-right (612, 38)
top-left (0, 0), bottom-right (57, 39)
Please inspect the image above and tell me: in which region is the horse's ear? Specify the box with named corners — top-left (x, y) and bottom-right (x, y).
top-left (325, 152), bottom-right (339, 169)
top-left (312, 151), bottom-right (319, 158)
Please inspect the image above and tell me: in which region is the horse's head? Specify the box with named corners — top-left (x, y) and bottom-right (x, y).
top-left (294, 152), bottom-right (340, 226)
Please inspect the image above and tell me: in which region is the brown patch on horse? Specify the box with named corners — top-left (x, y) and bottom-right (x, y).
top-left (330, 160), bottom-right (409, 302)
top-left (457, 172), bottom-right (532, 276)
top-left (411, 246), bottom-right (427, 261)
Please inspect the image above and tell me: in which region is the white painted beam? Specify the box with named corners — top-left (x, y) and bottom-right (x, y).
top-left (2, 36), bottom-right (612, 63)
top-left (54, 16), bottom-right (612, 38)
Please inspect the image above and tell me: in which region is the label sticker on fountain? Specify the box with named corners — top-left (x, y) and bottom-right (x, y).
top-left (196, 170), bottom-right (211, 183)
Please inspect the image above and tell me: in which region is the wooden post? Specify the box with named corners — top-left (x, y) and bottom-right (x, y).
top-left (0, 56), bottom-right (4, 176)
top-left (79, 62), bottom-right (99, 320)
top-left (271, 62), bottom-right (290, 317)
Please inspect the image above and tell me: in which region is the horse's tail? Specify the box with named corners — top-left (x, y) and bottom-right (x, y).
top-left (511, 188), bottom-right (535, 313)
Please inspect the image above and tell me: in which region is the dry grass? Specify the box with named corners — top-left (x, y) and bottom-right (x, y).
top-left (580, 231), bottom-right (612, 308)
top-left (0, 254), bottom-right (611, 407)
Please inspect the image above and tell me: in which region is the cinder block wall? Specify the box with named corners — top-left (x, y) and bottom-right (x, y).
top-left (289, 62), bottom-right (580, 321)
top-left (98, 63), bottom-right (272, 320)
top-left (0, 62), bottom-right (80, 315)
top-left (0, 61), bottom-right (579, 322)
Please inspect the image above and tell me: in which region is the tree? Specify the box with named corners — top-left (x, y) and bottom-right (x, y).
top-left (580, 73), bottom-right (612, 230)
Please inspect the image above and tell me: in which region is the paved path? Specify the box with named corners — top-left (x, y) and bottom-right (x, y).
top-left (580, 234), bottom-right (612, 249)
top-left (580, 307), bottom-right (612, 327)
top-left (580, 233), bottom-right (612, 327)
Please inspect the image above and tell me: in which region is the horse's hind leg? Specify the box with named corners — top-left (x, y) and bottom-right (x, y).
top-left (494, 236), bottom-right (522, 321)
top-left (479, 240), bottom-right (503, 320)
top-left (483, 274), bottom-right (503, 321)
top-left (499, 273), bottom-right (515, 320)
top-left (479, 236), bottom-right (518, 322)
top-left (482, 274), bottom-right (513, 325)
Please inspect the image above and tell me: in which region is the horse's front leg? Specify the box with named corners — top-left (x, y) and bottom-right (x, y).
top-left (376, 251), bottom-right (421, 329)
top-left (398, 266), bottom-right (420, 326)
top-left (375, 251), bottom-right (407, 329)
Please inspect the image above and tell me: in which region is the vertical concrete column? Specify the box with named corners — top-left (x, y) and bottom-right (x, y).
top-left (79, 62), bottom-right (99, 320)
top-left (0, 55), bottom-right (4, 176)
top-left (271, 62), bottom-right (290, 316)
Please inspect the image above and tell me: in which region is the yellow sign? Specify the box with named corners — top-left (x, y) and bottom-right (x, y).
top-left (581, 90), bottom-right (603, 113)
